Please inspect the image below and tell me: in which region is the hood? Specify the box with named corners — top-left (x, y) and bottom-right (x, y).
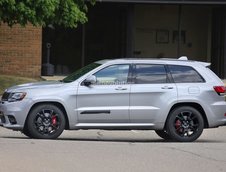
top-left (6, 81), bottom-right (65, 92)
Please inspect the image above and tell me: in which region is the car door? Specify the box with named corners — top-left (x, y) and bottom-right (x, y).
top-left (129, 64), bottom-right (177, 124)
top-left (77, 64), bottom-right (131, 124)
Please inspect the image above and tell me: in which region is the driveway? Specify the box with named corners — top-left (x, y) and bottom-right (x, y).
top-left (0, 127), bottom-right (226, 172)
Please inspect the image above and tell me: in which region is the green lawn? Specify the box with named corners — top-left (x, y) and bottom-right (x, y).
top-left (0, 75), bottom-right (39, 95)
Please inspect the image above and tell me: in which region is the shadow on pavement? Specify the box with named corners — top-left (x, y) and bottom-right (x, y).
top-left (1, 135), bottom-right (224, 143)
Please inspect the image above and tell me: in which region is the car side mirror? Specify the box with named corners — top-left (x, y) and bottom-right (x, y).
top-left (83, 75), bottom-right (97, 86)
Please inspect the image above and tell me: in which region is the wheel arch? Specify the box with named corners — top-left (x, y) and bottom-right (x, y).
top-left (166, 102), bottom-right (209, 129)
top-left (24, 101), bottom-right (70, 132)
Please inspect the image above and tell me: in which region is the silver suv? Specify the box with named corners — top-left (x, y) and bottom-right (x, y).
top-left (0, 57), bottom-right (226, 142)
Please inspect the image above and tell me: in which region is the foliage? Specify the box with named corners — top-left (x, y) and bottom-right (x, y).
top-left (0, 0), bottom-right (94, 28)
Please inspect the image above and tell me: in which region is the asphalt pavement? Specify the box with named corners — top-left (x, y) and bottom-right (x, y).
top-left (0, 126), bottom-right (226, 172)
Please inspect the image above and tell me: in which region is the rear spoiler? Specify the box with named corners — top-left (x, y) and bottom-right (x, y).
top-left (197, 62), bottom-right (211, 67)
top-left (178, 56), bottom-right (211, 67)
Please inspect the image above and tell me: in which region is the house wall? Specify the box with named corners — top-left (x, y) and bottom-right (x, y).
top-left (134, 5), bottom-right (212, 61)
top-left (1, 3), bottom-right (220, 78)
top-left (0, 23), bottom-right (42, 77)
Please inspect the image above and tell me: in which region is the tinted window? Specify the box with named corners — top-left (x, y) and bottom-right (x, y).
top-left (62, 63), bottom-right (101, 83)
top-left (134, 64), bottom-right (167, 84)
top-left (94, 64), bottom-right (130, 85)
top-left (168, 65), bottom-right (204, 83)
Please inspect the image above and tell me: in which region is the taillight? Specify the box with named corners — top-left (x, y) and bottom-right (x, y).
top-left (214, 86), bottom-right (226, 94)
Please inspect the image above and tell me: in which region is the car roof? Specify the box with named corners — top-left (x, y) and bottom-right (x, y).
top-left (95, 57), bottom-right (211, 67)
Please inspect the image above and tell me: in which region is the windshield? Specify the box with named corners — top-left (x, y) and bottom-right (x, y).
top-left (62, 63), bottom-right (101, 83)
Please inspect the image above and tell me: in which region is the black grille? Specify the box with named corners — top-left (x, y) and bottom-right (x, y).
top-left (1, 92), bottom-right (10, 101)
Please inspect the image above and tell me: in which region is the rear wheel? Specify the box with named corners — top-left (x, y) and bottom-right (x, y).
top-left (155, 130), bottom-right (171, 140)
top-left (166, 106), bottom-right (204, 142)
top-left (26, 104), bottom-right (66, 139)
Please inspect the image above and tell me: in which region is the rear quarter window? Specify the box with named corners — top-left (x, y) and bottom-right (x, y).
top-left (168, 65), bottom-right (205, 83)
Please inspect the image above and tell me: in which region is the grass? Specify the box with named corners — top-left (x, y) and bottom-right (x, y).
top-left (0, 75), bottom-right (39, 95)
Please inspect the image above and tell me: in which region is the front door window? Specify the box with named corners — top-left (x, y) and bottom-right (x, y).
top-left (94, 64), bottom-right (130, 85)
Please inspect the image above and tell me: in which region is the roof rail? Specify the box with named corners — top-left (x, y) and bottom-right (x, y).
top-left (178, 56), bottom-right (188, 60)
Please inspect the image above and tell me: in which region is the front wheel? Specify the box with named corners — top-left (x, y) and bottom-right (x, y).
top-left (166, 106), bottom-right (204, 142)
top-left (26, 104), bottom-right (66, 139)
top-left (22, 128), bottom-right (33, 138)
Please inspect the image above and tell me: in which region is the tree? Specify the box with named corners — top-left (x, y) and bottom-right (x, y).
top-left (0, 0), bottom-right (94, 28)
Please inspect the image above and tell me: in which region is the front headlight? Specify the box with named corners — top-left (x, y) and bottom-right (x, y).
top-left (8, 92), bottom-right (27, 102)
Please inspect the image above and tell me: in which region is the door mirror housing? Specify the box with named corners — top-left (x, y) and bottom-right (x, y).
top-left (83, 75), bottom-right (97, 86)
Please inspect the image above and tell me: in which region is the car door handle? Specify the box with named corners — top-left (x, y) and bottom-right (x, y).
top-left (115, 87), bottom-right (127, 90)
top-left (161, 86), bottom-right (174, 89)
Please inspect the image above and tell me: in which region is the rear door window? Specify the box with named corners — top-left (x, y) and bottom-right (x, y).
top-left (134, 64), bottom-right (168, 84)
top-left (168, 65), bottom-right (205, 83)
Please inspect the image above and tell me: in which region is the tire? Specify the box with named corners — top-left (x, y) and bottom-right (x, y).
top-left (22, 128), bottom-right (33, 138)
top-left (155, 130), bottom-right (171, 140)
top-left (26, 104), bottom-right (66, 139)
top-left (166, 106), bottom-right (204, 142)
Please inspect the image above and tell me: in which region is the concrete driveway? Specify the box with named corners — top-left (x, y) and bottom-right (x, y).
top-left (0, 126), bottom-right (226, 172)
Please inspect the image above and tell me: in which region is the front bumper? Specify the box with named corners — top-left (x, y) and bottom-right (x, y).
top-left (0, 99), bottom-right (32, 130)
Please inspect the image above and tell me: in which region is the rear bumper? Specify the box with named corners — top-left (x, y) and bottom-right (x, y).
top-left (207, 100), bottom-right (226, 128)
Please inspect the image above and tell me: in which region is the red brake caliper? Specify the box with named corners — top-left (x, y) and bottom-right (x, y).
top-left (175, 120), bottom-right (182, 132)
top-left (52, 115), bottom-right (57, 126)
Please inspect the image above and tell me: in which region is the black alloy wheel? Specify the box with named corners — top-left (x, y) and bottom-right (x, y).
top-left (166, 106), bottom-right (204, 142)
top-left (26, 104), bottom-right (66, 139)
